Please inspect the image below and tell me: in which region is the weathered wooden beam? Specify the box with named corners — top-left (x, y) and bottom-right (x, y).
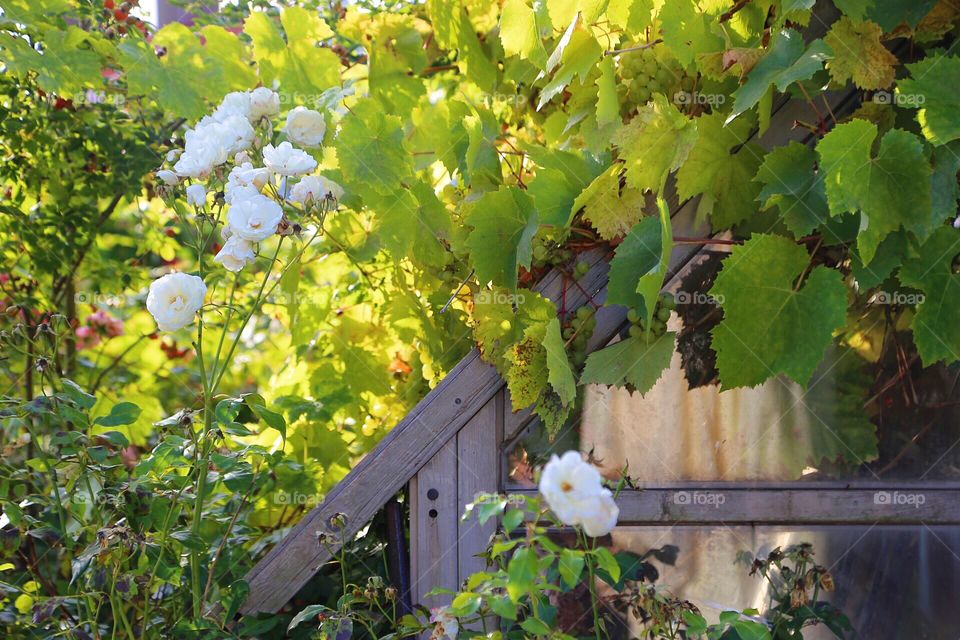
top-left (510, 488), bottom-right (960, 525)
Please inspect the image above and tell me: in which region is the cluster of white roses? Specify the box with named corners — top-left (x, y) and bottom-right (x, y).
top-left (539, 451), bottom-right (620, 537)
top-left (147, 88), bottom-right (344, 332)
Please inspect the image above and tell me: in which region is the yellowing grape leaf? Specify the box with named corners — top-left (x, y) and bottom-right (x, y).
top-left (473, 289), bottom-right (556, 362)
top-left (613, 94), bottom-right (698, 194)
top-left (823, 17), bottom-right (897, 90)
top-left (710, 234), bottom-right (847, 388)
top-left (574, 166), bottom-right (646, 240)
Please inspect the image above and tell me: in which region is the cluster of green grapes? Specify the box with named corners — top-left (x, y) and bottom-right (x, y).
top-left (531, 236), bottom-right (575, 271)
top-left (616, 44), bottom-right (694, 107)
top-left (564, 305), bottom-right (597, 368)
top-left (420, 351), bottom-right (443, 388)
top-left (626, 293), bottom-right (675, 338)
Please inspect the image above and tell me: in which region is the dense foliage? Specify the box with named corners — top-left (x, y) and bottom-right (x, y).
top-left (1, 0), bottom-right (959, 636)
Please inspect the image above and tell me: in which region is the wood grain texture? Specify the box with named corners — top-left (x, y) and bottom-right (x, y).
top-left (410, 440), bottom-right (459, 608)
top-left (456, 394), bottom-right (501, 580)
top-left (509, 489), bottom-right (960, 524)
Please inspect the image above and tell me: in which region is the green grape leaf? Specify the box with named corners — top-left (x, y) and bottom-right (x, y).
top-left (606, 214), bottom-right (667, 319)
top-left (410, 98), bottom-right (471, 175)
top-left (613, 94), bottom-right (698, 194)
top-left (816, 120), bottom-right (932, 264)
top-left (710, 234), bottom-right (848, 388)
top-left (547, 0), bottom-right (608, 29)
top-left (595, 57), bottom-right (619, 127)
top-left (754, 141), bottom-right (830, 238)
top-left (896, 55), bottom-right (960, 146)
top-left (866, 0), bottom-right (938, 31)
top-left (580, 331), bottom-right (676, 396)
top-left (465, 186), bottom-right (539, 290)
top-left (542, 318), bottom-right (577, 406)
top-left (335, 100), bottom-right (413, 196)
top-left (833, 0), bottom-right (871, 20)
top-left (898, 227), bottom-right (960, 365)
top-left (245, 7), bottom-right (340, 101)
top-left (658, 0), bottom-right (724, 69)
top-left (930, 142), bottom-right (960, 232)
top-left (574, 166), bottom-right (646, 241)
top-left (525, 145), bottom-right (607, 227)
top-left (0, 0), bottom-right (72, 25)
top-left (606, 0), bottom-right (654, 32)
top-left (500, 0), bottom-right (548, 67)
top-left (729, 30), bottom-right (832, 121)
top-left (537, 24), bottom-right (602, 110)
top-left (850, 231), bottom-right (906, 290)
top-left (676, 111), bottom-right (764, 229)
top-left (823, 17), bottom-right (897, 90)
top-left (119, 24), bottom-right (253, 118)
top-left (464, 110), bottom-right (503, 192)
top-left (374, 183), bottom-right (452, 269)
top-left (0, 26), bottom-right (102, 95)
top-left (456, 9), bottom-right (499, 91)
top-left (527, 168), bottom-right (588, 228)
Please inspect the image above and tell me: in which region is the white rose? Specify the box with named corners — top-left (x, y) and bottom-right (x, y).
top-left (156, 169), bottom-right (179, 186)
top-left (228, 162), bottom-right (270, 190)
top-left (211, 115), bottom-right (255, 155)
top-left (146, 273), bottom-right (207, 332)
top-left (165, 149), bottom-right (182, 163)
top-left (214, 236), bottom-right (256, 272)
top-left (283, 106), bottom-right (326, 147)
top-left (213, 91), bottom-right (251, 122)
top-left (289, 175), bottom-right (345, 204)
top-left (173, 148), bottom-right (221, 179)
top-left (249, 87), bottom-right (280, 119)
top-left (263, 141), bottom-right (318, 176)
top-left (234, 150), bottom-right (252, 166)
top-left (225, 183), bottom-right (261, 205)
top-left (576, 491), bottom-right (620, 537)
top-left (226, 194), bottom-right (284, 241)
top-left (175, 126), bottom-right (229, 178)
top-left (539, 451), bottom-right (619, 536)
top-left (185, 184), bottom-right (207, 207)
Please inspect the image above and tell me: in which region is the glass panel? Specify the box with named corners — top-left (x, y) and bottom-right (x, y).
top-left (604, 525), bottom-right (960, 639)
